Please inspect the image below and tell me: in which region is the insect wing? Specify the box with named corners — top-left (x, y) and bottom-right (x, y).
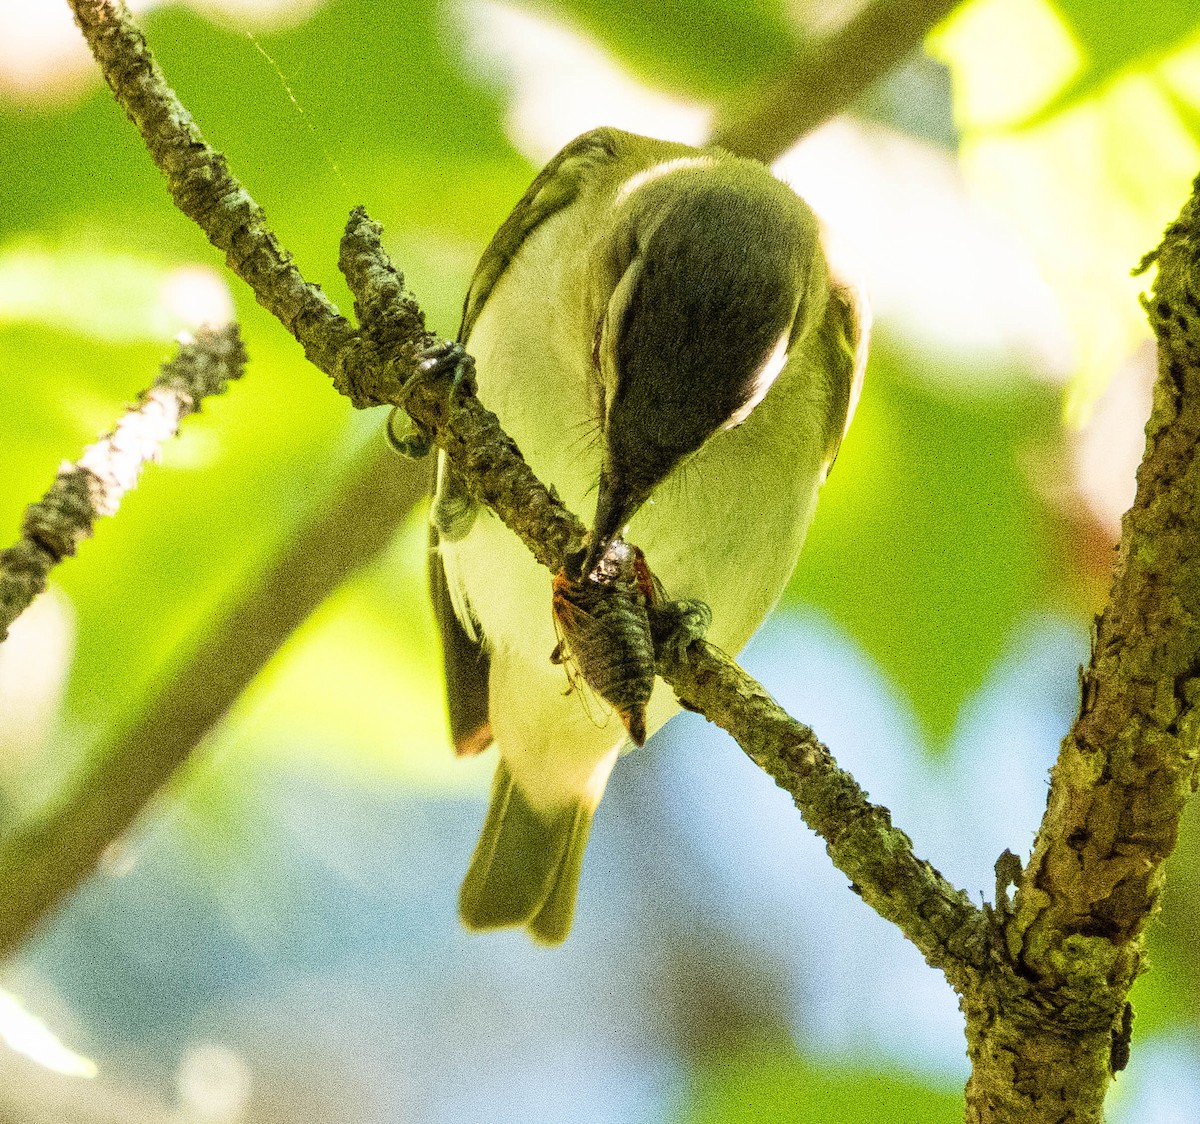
top-left (550, 555), bottom-right (654, 745)
top-left (551, 573), bottom-right (610, 728)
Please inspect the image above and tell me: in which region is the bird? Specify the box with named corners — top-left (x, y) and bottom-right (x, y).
top-left (412, 127), bottom-right (866, 945)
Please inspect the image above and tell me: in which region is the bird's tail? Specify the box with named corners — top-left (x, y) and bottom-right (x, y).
top-left (459, 759), bottom-right (595, 945)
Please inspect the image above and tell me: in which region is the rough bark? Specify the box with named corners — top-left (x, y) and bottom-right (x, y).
top-left (955, 175), bottom-right (1200, 1121)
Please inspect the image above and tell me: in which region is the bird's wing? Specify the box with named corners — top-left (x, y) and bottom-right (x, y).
top-left (457, 128), bottom-right (623, 343)
top-left (817, 279), bottom-right (870, 474)
top-left (432, 129), bottom-right (627, 755)
top-left (429, 519), bottom-right (493, 757)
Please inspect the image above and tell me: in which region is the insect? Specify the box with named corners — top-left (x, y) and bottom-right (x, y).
top-left (550, 539), bottom-right (657, 745)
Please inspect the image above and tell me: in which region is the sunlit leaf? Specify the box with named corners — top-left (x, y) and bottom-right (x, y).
top-left (525, 0), bottom-right (800, 101)
top-left (1044, 0), bottom-right (1200, 114)
top-left (930, 0), bottom-right (1082, 131)
top-left (931, 0), bottom-right (1200, 417)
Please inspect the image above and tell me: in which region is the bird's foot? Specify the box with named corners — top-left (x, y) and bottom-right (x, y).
top-left (385, 341), bottom-right (478, 459)
top-left (651, 597), bottom-right (712, 670)
top-left (431, 477), bottom-right (478, 541)
top-left (385, 408), bottom-right (432, 458)
top-left (412, 339), bottom-right (478, 398)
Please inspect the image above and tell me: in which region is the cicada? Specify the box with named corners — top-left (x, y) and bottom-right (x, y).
top-left (551, 538), bottom-right (657, 745)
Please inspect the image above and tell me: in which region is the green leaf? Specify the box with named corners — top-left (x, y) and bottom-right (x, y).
top-left (931, 0), bottom-right (1200, 416)
top-left (526, 0), bottom-right (800, 101)
top-left (1043, 0), bottom-right (1200, 115)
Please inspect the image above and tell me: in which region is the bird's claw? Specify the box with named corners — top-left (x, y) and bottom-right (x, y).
top-left (385, 409), bottom-right (432, 458)
top-left (414, 340), bottom-right (477, 398)
top-left (432, 483), bottom-right (479, 542)
top-left (651, 597), bottom-right (712, 669)
top-left (385, 341), bottom-right (478, 459)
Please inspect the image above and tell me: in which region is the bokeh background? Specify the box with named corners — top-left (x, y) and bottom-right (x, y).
top-left (2, 0), bottom-right (1200, 1120)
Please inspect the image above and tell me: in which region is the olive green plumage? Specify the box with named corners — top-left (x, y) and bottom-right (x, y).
top-left (422, 127), bottom-right (866, 945)
top-left (459, 760), bottom-right (593, 945)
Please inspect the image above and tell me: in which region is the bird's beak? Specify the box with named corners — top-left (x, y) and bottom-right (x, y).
top-left (583, 469), bottom-right (647, 577)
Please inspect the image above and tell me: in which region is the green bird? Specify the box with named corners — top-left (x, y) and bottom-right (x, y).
top-left (413, 127), bottom-right (866, 944)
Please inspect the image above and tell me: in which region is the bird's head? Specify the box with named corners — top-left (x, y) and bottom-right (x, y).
top-left (581, 159), bottom-right (825, 576)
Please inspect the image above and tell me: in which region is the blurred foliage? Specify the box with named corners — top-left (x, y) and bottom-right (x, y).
top-left (527, 0), bottom-right (800, 99)
top-left (931, 0), bottom-right (1200, 418)
top-left (3, 0), bottom-right (1188, 766)
top-left (2, 0), bottom-right (1200, 1120)
top-left (683, 1052), bottom-right (963, 1123)
top-left (1048, 0), bottom-right (1200, 110)
top-left (791, 342), bottom-right (1059, 743)
top-left (0, 0), bottom-right (1085, 766)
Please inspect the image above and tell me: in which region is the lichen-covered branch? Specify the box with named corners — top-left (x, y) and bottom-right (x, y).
top-left (660, 639), bottom-right (988, 977)
top-left (710, 0), bottom-right (965, 164)
top-left (338, 209), bottom-right (588, 571)
top-left (0, 324), bottom-right (246, 642)
top-left (69, 0), bottom-right (585, 566)
top-left (953, 173), bottom-right (1200, 1123)
top-left (1023, 180), bottom-right (1200, 955)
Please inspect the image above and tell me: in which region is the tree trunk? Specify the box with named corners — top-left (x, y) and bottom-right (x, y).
top-left (961, 981), bottom-right (1121, 1123)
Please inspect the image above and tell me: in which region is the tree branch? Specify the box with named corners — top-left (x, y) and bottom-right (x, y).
top-left (953, 174), bottom-right (1200, 1123)
top-left (710, 0), bottom-right (966, 164)
top-left (0, 324), bottom-right (245, 643)
top-left (67, 0), bottom-right (584, 563)
top-left (660, 640), bottom-right (988, 976)
top-left (68, 0), bottom-right (357, 386)
top-left (0, 439), bottom-right (428, 955)
top-left (337, 212), bottom-right (588, 569)
top-left (1020, 184), bottom-right (1200, 958)
top-left (339, 210), bottom-right (986, 974)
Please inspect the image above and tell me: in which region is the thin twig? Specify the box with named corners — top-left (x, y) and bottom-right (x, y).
top-left (68, 0), bottom-right (584, 563)
top-left (0, 324), bottom-right (246, 642)
top-left (338, 209), bottom-right (588, 570)
top-left (710, 0), bottom-right (965, 164)
top-left (0, 440), bottom-right (428, 954)
top-left (661, 640), bottom-right (988, 976)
